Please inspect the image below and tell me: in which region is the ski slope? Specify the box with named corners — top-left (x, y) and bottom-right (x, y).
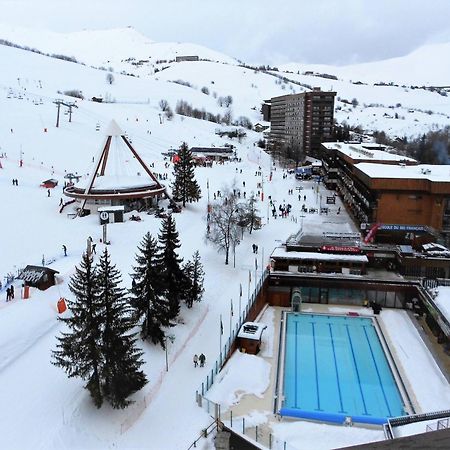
top-left (1, 27), bottom-right (450, 450)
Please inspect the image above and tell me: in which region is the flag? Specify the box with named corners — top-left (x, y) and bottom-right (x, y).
top-left (239, 283), bottom-right (242, 297)
top-left (249, 270), bottom-right (251, 283)
top-left (220, 317), bottom-right (223, 335)
top-left (230, 299), bottom-right (233, 316)
top-left (255, 257), bottom-right (258, 270)
top-left (207, 179), bottom-right (209, 189)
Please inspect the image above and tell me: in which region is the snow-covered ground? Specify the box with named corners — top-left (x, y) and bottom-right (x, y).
top-left (1, 25), bottom-right (449, 140)
top-left (0, 27), bottom-right (449, 450)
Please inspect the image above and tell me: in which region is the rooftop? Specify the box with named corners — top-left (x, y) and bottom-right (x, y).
top-left (355, 163), bottom-right (450, 182)
top-left (322, 142), bottom-right (416, 163)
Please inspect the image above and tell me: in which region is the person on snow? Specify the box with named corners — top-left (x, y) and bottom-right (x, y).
top-left (62, 245), bottom-right (67, 256)
top-left (193, 354), bottom-right (199, 368)
top-left (92, 243), bottom-right (97, 254)
top-left (47, 189), bottom-right (51, 197)
top-left (6, 287), bottom-right (11, 302)
top-left (199, 353), bottom-right (206, 367)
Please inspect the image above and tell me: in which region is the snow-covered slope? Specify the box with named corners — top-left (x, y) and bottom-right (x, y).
top-left (281, 41), bottom-right (450, 87)
top-left (0, 24), bottom-right (238, 70)
top-left (1, 26), bottom-right (450, 450)
top-left (1, 24), bottom-right (449, 139)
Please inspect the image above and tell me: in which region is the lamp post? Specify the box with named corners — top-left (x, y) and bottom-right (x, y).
top-left (164, 333), bottom-right (175, 371)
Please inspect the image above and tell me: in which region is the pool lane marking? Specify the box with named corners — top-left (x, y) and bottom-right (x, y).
top-left (329, 324), bottom-right (345, 413)
top-left (345, 324), bottom-right (368, 415)
top-left (362, 325), bottom-right (392, 417)
top-left (295, 320), bottom-right (299, 408)
top-left (311, 322), bottom-right (322, 411)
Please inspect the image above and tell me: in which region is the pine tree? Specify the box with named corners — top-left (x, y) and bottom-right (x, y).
top-left (52, 252), bottom-right (104, 408)
top-left (97, 249), bottom-right (147, 409)
top-left (130, 232), bottom-right (171, 348)
top-left (171, 142), bottom-right (201, 207)
top-left (184, 251), bottom-right (205, 308)
top-left (158, 215), bottom-right (184, 319)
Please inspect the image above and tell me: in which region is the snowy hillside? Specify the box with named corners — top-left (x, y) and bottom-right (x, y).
top-left (281, 41), bottom-right (450, 86)
top-left (1, 25), bottom-right (450, 450)
top-left (1, 24), bottom-right (449, 139)
top-left (0, 24), bottom-right (238, 72)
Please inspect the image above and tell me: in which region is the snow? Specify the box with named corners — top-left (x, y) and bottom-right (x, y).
top-left (379, 310), bottom-right (450, 412)
top-left (237, 322), bottom-right (267, 340)
top-left (280, 41), bottom-right (450, 87)
top-left (322, 142), bottom-right (416, 162)
top-left (434, 287), bottom-right (450, 324)
top-left (355, 162), bottom-right (450, 181)
top-left (75, 175), bottom-right (159, 190)
top-left (271, 421), bottom-right (384, 450)
top-left (206, 351), bottom-right (271, 409)
top-left (271, 247), bottom-right (369, 263)
top-left (0, 25), bottom-right (449, 450)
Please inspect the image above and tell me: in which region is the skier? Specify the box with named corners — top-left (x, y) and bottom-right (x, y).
top-left (193, 354), bottom-right (199, 368)
top-left (6, 287), bottom-right (11, 302)
top-left (199, 353), bottom-right (206, 367)
top-left (47, 189), bottom-right (51, 197)
top-left (59, 198), bottom-right (63, 206)
top-left (92, 243), bottom-right (97, 254)
top-left (62, 245), bottom-right (67, 256)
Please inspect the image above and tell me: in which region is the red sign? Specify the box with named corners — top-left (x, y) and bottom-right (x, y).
top-left (321, 245), bottom-right (360, 253)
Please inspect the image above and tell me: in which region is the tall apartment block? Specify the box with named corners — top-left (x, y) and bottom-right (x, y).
top-left (267, 88), bottom-right (336, 159)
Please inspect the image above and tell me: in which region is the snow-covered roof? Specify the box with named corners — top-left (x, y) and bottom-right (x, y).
top-left (434, 287), bottom-right (450, 323)
top-left (104, 119), bottom-right (124, 137)
top-left (98, 206), bottom-right (125, 212)
top-left (271, 247), bottom-right (368, 263)
top-left (355, 163), bottom-right (450, 182)
top-left (237, 322), bottom-right (267, 340)
top-left (322, 142), bottom-right (416, 162)
top-left (75, 175), bottom-right (158, 190)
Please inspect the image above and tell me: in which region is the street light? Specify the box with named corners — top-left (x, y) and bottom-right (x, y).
top-left (164, 333), bottom-right (175, 371)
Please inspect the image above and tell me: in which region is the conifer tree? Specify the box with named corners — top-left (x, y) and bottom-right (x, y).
top-left (171, 142), bottom-right (201, 207)
top-left (184, 251), bottom-right (205, 308)
top-left (52, 252), bottom-right (104, 408)
top-left (130, 232), bottom-right (171, 348)
top-left (97, 249), bottom-right (147, 409)
top-left (158, 215), bottom-right (184, 319)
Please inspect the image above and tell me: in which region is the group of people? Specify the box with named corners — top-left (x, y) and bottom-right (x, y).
top-left (193, 353), bottom-right (206, 368)
top-left (11, 179), bottom-right (19, 186)
top-left (252, 244), bottom-right (259, 254)
top-left (5, 285), bottom-right (15, 302)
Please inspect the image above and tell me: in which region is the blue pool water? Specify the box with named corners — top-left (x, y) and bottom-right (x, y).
top-left (281, 313), bottom-right (405, 425)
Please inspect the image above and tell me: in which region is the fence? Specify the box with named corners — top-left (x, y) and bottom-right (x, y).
top-left (120, 304), bottom-right (210, 434)
top-left (192, 269), bottom-right (301, 449)
top-left (196, 268), bottom-right (268, 402)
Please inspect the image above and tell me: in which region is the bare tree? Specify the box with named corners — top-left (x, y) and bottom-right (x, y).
top-left (106, 73), bottom-right (114, 85)
top-left (159, 99), bottom-right (169, 112)
top-left (240, 193), bottom-right (260, 234)
top-left (207, 191), bottom-right (241, 265)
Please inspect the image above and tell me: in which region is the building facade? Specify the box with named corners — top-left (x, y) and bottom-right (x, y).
top-left (320, 142), bottom-right (450, 241)
top-left (268, 88), bottom-right (336, 161)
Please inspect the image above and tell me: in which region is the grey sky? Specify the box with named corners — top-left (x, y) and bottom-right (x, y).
top-left (1, 0), bottom-right (449, 65)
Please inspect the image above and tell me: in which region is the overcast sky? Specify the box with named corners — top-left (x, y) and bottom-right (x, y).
top-left (1, 0), bottom-right (450, 65)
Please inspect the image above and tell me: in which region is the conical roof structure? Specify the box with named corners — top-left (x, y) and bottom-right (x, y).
top-left (64, 120), bottom-right (166, 214)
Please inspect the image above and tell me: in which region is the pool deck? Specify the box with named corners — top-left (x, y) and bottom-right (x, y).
top-left (223, 304), bottom-right (424, 440)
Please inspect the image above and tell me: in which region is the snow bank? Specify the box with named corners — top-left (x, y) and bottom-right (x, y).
top-left (206, 352), bottom-right (271, 408)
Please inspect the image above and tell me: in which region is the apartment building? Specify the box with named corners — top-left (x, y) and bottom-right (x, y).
top-left (268, 88), bottom-right (336, 160)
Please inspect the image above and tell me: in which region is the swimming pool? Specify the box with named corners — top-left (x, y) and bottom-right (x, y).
top-left (280, 313), bottom-right (406, 425)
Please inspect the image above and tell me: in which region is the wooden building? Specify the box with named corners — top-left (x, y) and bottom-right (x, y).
top-left (19, 265), bottom-right (59, 290)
